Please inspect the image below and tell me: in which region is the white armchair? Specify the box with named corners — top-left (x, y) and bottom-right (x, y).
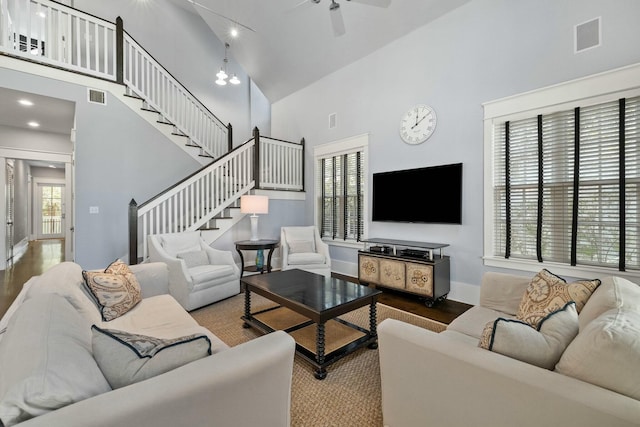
top-left (280, 226), bottom-right (331, 277)
top-left (147, 231), bottom-right (240, 311)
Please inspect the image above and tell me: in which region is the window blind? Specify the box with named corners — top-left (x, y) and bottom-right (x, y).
top-left (493, 95), bottom-right (640, 272)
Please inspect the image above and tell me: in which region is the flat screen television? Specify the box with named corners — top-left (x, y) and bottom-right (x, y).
top-left (372, 163), bottom-right (462, 224)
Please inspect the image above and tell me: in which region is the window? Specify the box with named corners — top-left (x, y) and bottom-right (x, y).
top-left (484, 63), bottom-right (640, 278)
top-left (314, 134), bottom-right (368, 245)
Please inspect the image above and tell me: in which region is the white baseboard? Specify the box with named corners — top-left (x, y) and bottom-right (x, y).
top-left (332, 260), bottom-right (479, 306)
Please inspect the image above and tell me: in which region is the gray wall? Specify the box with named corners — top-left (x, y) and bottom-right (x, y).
top-left (0, 126), bottom-right (71, 153)
top-left (74, 0), bottom-right (271, 145)
top-left (271, 0), bottom-right (640, 299)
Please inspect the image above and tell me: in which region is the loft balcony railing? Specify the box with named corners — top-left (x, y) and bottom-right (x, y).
top-left (0, 0), bottom-right (230, 158)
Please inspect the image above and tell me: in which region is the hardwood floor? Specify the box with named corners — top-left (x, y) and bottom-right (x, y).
top-left (332, 273), bottom-right (472, 324)
top-left (0, 239), bottom-right (64, 318)
top-left (0, 245), bottom-right (473, 325)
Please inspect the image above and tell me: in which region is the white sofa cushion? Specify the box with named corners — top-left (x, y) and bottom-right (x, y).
top-left (447, 306), bottom-right (516, 340)
top-left (24, 261), bottom-right (102, 325)
top-left (288, 240), bottom-right (315, 254)
top-left (91, 326), bottom-right (211, 389)
top-left (283, 227), bottom-right (316, 252)
top-left (578, 276), bottom-right (640, 331)
top-left (555, 307), bottom-right (640, 400)
top-left (479, 302), bottom-right (579, 370)
top-left (0, 294), bottom-right (111, 426)
top-left (105, 294), bottom-right (229, 354)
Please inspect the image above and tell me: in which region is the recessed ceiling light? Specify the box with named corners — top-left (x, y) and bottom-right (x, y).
top-left (27, 121), bottom-right (40, 128)
top-left (18, 99), bottom-right (33, 106)
top-left (48, 164), bottom-right (56, 168)
top-left (230, 28), bottom-right (239, 38)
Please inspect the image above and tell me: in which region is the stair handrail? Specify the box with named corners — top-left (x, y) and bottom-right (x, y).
top-left (129, 136), bottom-right (256, 262)
top-left (121, 26), bottom-right (231, 159)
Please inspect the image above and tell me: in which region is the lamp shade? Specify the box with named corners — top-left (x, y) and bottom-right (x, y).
top-left (240, 195), bottom-right (269, 214)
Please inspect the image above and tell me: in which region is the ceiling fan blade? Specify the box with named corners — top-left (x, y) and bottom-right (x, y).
top-left (187, 0), bottom-right (256, 32)
top-left (330, 5), bottom-right (346, 36)
top-left (346, 0), bottom-right (391, 7)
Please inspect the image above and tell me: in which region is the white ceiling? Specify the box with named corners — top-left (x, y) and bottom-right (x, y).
top-left (170, 0), bottom-right (472, 102)
top-left (0, 0), bottom-right (469, 141)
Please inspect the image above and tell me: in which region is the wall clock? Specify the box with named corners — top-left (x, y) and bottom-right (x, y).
top-left (399, 104), bottom-right (437, 145)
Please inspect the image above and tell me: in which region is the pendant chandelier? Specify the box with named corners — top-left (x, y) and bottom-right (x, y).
top-left (215, 42), bottom-right (240, 86)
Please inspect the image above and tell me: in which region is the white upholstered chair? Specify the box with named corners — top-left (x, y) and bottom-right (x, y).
top-left (147, 231), bottom-right (240, 311)
top-left (280, 226), bottom-right (331, 277)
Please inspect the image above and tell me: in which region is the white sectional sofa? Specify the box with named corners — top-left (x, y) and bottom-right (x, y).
top-left (379, 271), bottom-right (640, 427)
top-left (0, 261), bottom-right (295, 427)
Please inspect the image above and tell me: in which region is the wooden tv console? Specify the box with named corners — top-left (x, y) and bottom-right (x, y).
top-left (358, 238), bottom-right (450, 307)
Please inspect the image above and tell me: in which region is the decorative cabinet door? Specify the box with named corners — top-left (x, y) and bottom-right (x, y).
top-left (379, 259), bottom-right (405, 289)
top-left (359, 256), bottom-right (380, 283)
top-left (406, 263), bottom-right (434, 297)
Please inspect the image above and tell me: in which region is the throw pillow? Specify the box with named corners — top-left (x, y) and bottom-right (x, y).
top-left (555, 307), bottom-right (640, 400)
top-left (91, 326), bottom-right (212, 389)
top-left (177, 250), bottom-right (210, 268)
top-left (479, 302), bottom-right (579, 370)
top-left (288, 240), bottom-right (315, 254)
top-left (0, 295), bottom-right (111, 426)
top-left (83, 260), bottom-right (142, 321)
top-left (517, 269), bottom-right (600, 327)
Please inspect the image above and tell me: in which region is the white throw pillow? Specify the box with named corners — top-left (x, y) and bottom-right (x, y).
top-left (0, 294), bottom-right (111, 426)
top-left (578, 276), bottom-right (640, 331)
top-left (479, 302), bottom-right (579, 370)
top-left (555, 307), bottom-right (640, 400)
top-left (91, 326), bottom-right (211, 389)
top-left (288, 240), bottom-right (315, 254)
top-left (177, 250), bottom-right (210, 268)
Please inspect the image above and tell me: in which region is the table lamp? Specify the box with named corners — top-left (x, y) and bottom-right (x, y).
top-left (240, 195), bottom-right (269, 241)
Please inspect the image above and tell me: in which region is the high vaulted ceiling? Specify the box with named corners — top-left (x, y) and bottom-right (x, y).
top-left (169, 0), bottom-right (471, 102)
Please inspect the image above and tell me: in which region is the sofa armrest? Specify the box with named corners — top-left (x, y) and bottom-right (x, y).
top-left (479, 271), bottom-right (531, 315)
top-left (20, 331), bottom-right (296, 427)
top-left (129, 262), bottom-right (170, 298)
top-left (378, 319), bottom-right (640, 427)
top-left (204, 246), bottom-right (240, 277)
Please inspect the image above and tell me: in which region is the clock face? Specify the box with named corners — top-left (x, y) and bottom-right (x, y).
top-left (400, 104), bottom-right (437, 145)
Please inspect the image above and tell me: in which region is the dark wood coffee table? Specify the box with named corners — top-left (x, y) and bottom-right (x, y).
top-left (241, 269), bottom-right (381, 379)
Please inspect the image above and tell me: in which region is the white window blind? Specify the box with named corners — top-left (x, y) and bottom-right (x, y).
top-left (493, 96), bottom-right (640, 272)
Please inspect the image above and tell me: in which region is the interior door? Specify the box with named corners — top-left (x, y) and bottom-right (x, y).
top-left (37, 184), bottom-right (64, 239)
top-left (5, 161), bottom-right (14, 265)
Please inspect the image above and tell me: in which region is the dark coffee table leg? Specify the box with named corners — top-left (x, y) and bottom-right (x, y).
top-left (315, 322), bottom-right (327, 380)
top-left (368, 300), bottom-right (378, 349)
top-left (242, 288), bottom-right (252, 328)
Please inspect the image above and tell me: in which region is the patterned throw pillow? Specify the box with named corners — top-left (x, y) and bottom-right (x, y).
top-left (83, 260), bottom-right (142, 321)
top-left (91, 326), bottom-right (211, 389)
top-left (517, 269), bottom-right (600, 327)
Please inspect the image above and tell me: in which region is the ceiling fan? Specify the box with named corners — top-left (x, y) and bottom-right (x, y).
top-left (294, 0), bottom-right (391, 37)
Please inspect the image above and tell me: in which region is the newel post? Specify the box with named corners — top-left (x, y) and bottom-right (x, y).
top-left (116, 17), bottom-right (124, 84)
top-left (300, 137), bottom-right (306, 192)
top-left (227, 123), bottom-right (233, 153)
top-left (253, 127), bottom-right (261, 189)
top-left (128, 199), bottom-right (138, 265)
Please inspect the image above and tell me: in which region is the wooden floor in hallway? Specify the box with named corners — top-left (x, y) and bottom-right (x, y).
top-left (0, 239), bottom-right (64, 318)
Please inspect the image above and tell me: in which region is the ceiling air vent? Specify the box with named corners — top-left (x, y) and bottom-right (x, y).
top-left (87, 89), bottom-right (106, 105)
top-left (575, 17), bottom-right (601, 53)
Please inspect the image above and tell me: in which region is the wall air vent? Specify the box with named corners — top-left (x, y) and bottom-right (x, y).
top-left (328, 112), bottom-right (337, 129)
top-left (575, 17), bottom-right (601, 53)
top-left (87, 88), bottom-right (106, 105)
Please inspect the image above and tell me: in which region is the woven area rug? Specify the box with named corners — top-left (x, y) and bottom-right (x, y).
top-left (191, 293), bottom-right (446, 427)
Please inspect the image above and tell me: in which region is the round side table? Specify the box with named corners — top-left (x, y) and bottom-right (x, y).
top-left (234, 239), bottom-right (279, 277)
